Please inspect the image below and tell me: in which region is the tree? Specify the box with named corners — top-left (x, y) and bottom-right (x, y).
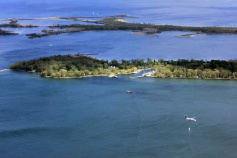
top-left (92, 69), bottom-right (98, 75)
top-left (147, 58), bottom-right (153, 64)
top-left (174, 69), bottom-right (183, 78)
top-left (71, 65), bottom-right (78, 72)
top-left (47, 69), bottom-right (54, 77)
top-left (164, 69), bottom-right (172, 78)
top-left (103, 63), bottom-right (108, 69)
top-left (233, 72), bottom-right (237, 79)
top-left (121, 69), bottom-right (126, 74)
top-left (74, 70), bottom-right (81, 77)
top-left (111, 59), bottom-right (119, 67)
top-left (187, 69), bottom-right (194, 78)
top-left (60, 69), bottom-right (67, 77)
top-left (212, 69), bottom-right (220, 78)
top-left (84, 70), bottom-right (90, 76)
top-left (220, 69), bottom-right (232, 78)
top-left (67, 70), bottom-right (74, 77)
top-left (131, 67), bottom-right (137, 72)
top-left (127, 69), bottom-right (132, 74)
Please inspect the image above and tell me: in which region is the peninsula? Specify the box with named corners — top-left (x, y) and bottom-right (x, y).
top-left (9, 54), bottom-right (237, 80)
top-left (1, 15), bottom-right (237, 38)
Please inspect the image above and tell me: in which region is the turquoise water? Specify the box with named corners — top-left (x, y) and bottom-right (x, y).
top-left (1, 0), bottom-right (237, 157)
top-left (1, 71), bottom-right (237, 157)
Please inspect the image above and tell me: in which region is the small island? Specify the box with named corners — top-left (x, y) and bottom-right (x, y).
top-left (9, 54), bottom-right (237, 80)
top-left (0, 28), bottom-right (19, 35)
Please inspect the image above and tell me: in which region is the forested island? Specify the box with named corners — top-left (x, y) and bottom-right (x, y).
top-left (27, 17), bottom-right (237, 38)
top-left (0, 28), bottom-right (18, 35)
top-left (1, 15), bottom-right (237, 38)
top-left (9, 54), bottom-right (237, 80)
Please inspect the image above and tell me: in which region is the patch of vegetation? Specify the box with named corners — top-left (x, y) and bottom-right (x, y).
top-left (9, 54), bottom-right (237, 79)
top-left (0, 23), bottom-right (39, 28)
top-left (0, 28), bottom-right (18, 35)
top-left (51, 18), bottom-right (237, 34)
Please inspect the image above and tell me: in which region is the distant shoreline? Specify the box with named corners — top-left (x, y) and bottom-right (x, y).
top-left (1, 15), bottom-right (237, 38)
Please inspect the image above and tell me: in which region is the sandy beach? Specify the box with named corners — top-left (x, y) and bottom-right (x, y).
top-left (0, 69), bottom-right (9, 72)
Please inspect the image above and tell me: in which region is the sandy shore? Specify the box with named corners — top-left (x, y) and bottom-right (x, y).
top-left (175, 33), bottom-right (202, 38)
top-left (0, 69), bottom-right (9, 72)
top-left (114, 19), bottom-right (129, 23)
top-left (131, 31), bottom-right (159, 37)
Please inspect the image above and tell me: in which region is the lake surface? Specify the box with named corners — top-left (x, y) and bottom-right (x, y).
top-left (1, 71), bottom-right (237, 158)
top-left (1, 0), bottom-right (237, 157)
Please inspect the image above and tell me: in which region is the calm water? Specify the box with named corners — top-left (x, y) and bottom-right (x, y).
top-left (1, 31), bottom-right (237, 70)
top-left (1, 71), bottom-right (237, 157)
top-left (1, 0), bottom-right (237, 26)
top-left (1, 0), bottom-right (237, 157)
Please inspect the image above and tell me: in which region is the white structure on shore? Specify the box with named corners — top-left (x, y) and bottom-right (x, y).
top-left (108, 73), bottom-right (118, 78)
top-left (132, 69), bottom-right (143, 74)
top-left (142, 71), bottom-right (155, 77)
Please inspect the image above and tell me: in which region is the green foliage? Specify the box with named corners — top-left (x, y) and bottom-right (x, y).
top-left (46, 18), bottom-right (237, 39)
top-left (9, 54), bottom-right (237, 79)
top-left (0, 28), bottom-right (19, 35)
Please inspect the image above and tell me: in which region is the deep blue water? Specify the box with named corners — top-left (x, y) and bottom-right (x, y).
top-left (1, 31), bottom-right (237, 70)
top-left (1, 0), bottom-right (237, 26)
top-left (1, 0), bottom-right (237, 157)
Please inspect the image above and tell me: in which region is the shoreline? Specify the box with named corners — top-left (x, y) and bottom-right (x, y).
top-left (131, 31), bottom-right (159, 37)
top-left (0, 69), bottom-right (9, 72)
top-left (1, 15), bottom-right (237, 38)
top-left (175, 32), bottom-right (202, 38)
top-left (9, 69), bottom-right (237, 81)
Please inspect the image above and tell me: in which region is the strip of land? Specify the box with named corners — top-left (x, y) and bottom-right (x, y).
top-left (1, 15), bottom-right (237, 38)
top-left (0, 29), bottom-right (19, 35)
top-left (9, 54), bottom-right (237, 80)
top-left (175, 32), bottom-right (202, 38)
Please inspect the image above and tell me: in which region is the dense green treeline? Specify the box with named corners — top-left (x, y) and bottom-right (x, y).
top-left (0, 28), bottom-right (18, 35)
top-left (51, 18), bottom-right (237, 34)
top-left (26, 17), bottom-right (237, 38)
top-left (0, 23), bottom-right (39, 28)
top-left (154, 59), bottom-right (237, 79)
top-left (160, 59), bottom-right (237, 72)
top-left (9, 55), bottom-right (237, 79)
top-left (2, 16), bottom-right (237, 38)
top-left (154, 64), bottom-right (237, 79)
top-left (9, 55), bottom-right (142, 78)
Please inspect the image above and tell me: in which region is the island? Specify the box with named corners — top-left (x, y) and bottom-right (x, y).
top-left (1, 15), bottom-right (237, 38)
top-left (26, 17), bottom-right (237, 38)
top-left (9, 54), bottom-right (237, 80)
top-left (0, 28), bottom-right (19, 35)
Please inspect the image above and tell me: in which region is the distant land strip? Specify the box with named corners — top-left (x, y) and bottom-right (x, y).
top-left (1, 15), bottom-right (237, 38)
